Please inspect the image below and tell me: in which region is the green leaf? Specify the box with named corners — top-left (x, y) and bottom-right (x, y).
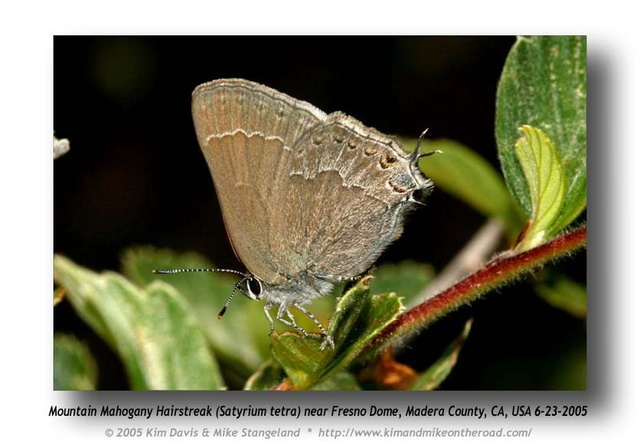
top-left (496, 36), bottom-right (586, 233)
top-left (54, 334), bottom-right (98, 390)
top-left (271, 277), bottom-right (403, 390)
top-left (412, 318), bottom-right (473, 390)
top-left (369, 261), bottom-right (434, 307)
top-left (54, 254), bottom-right (224, 390)
top-left (311, 372), bottom-right (362, 390)
top-left (514, 125), bottom-right (567, 249)
top-left (402, 137), bottom-right (524, 234)
top-left (121, 247), bottom-right (271, 380)
top-left (535, 273), bottom-right (587, 319)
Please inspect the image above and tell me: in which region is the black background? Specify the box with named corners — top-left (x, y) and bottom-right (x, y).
top-left (53, 36), bottom-right (586, 390)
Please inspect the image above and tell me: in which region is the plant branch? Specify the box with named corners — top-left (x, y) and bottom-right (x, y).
top-left (367, 224), bottom-right (587, 354)
top-left (414, 218), bottom-right (505, 304)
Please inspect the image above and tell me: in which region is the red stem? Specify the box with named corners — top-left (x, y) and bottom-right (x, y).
top-left (368, 224), bottom-right (587, 351)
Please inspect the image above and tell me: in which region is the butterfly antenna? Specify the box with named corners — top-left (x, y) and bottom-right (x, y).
top-left (152, 267), bottom-right (245, 276)
top-left (152, 267), bottom-right (247, 319)
top-left (217, 280), bottom-right (244, 319)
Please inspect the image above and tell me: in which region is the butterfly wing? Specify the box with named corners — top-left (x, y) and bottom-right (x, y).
top-left (193, 79), bottom-right (432, 292)
top-left (267, 112), bottom-right (433, 280)
top-left (192, 79), bottom-right (327, 285)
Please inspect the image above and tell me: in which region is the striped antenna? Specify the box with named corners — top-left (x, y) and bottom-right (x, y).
top-left (152, 267), bottom-right (247, 318)
top-left (152, 267), bottom-right (245, 276)
top-left (217, 281), bottom-right (243, 319)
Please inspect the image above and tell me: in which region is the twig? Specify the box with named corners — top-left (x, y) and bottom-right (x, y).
top-left (415, 218), bottom-right (505, 302)
top-left (367, 224), bottom-right (587, 354)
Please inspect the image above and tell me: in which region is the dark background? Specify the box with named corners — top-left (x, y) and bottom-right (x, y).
top-left (53, 36), bottom-right (586, 389)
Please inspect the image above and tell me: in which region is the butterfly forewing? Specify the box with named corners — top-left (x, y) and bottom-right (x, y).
top-left (192, 79), bottom-right (326, 285)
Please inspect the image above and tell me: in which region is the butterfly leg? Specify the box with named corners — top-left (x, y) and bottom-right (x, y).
top-left (276, 305), bottom-right (309, 337)
top-left (293, 303), bottom-right (334, 350)
top-left (266, 302), bottom-right (334, 350)
top-left (265, 302), bottom-right (308, 337)
top-left (275, 303), bottom-right (328, 344)
top-left (263, 302), bottom-right (276, 335)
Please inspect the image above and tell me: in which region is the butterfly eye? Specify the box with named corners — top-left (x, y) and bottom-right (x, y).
top-left (244, 277), bottom-right (263, 299)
